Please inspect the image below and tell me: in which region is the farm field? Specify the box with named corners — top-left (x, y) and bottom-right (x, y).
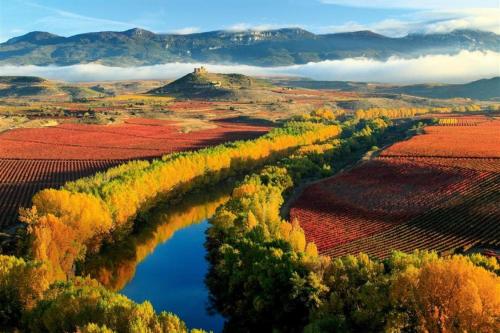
top-left (0, 117), bottom-right (271, 160)
top-left (0, 117), bottom-right (271, 231)
top-left (381, 117), bottom-right (500, 158)
top-left (0, 159), bottom-right (123, 229)
top-left (290, 116), bottom-right (500, 258)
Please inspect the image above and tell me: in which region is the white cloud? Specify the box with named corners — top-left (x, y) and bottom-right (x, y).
top-left (319, 8), bottom-right (500, 36)
top-left (318, 0), bottom-right (499, 10)
top-left (225, 23), bottom-right (303, 32)
top-left (419, 8), bottom-right (500, 34)
top-left (170, 27), bottom-right (201, 35)
top-left (0, 51), bottom-right (498, 84)
top-left (226, 23), bottom-right (253, 31)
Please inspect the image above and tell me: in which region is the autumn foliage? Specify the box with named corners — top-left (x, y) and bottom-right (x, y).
top-left (0, 255), bottom-right (49, 327)
top-left (20, 120), bottom-right (341, 280)
top-left (354, 105), bottom-right (485, 120)
top-left (0, 159), bottom-right (122, 229)
top-left (291, 157), bottom-right (498, 257)
top-left (389, 255), bottom-right (500, 332)
top-left (3, 110), bottom-right (499, 332)
top-left (382, 118), bottom-right (500, 158)
top-left (205, 119), bottom-right (500, 332)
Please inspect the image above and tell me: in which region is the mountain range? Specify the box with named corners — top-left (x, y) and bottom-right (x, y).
top-left (1, 28), bottom-right (499, 67)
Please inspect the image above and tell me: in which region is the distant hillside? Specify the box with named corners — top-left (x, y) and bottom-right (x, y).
top-left (389, 77), bottom-right (500, 100)
top-left (1, 28), bottom-right (498, 66)
top-left (0, 76), bottom-right (108, 100)
top-left (0, 76), bottom-right (47, 84)
top-left (273, 77), bottom-right (500, 101)
top-left (149, 67), bottom-right (274, 100)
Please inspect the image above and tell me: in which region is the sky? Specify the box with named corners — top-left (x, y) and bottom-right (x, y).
top-left (0, 0), bottom-right (499, 42)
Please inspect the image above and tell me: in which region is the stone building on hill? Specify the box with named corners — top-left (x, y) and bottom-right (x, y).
top-left (193, 66), bottom-right (208, 75)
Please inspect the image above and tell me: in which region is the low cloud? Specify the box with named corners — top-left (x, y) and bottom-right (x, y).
top-left (0, 50), bottom-right (498, 84)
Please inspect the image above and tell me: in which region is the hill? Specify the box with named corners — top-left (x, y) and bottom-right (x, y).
top-left (0, 76), bottom-right (108, 100)
top-left (0, 28), bottom-right (498, 66)
top-left (272, 77), bottom-right (500, 100)
top-left (389, 77), bottom-right (500, 100)
top-left (149, 67), bottom-right (275, 100)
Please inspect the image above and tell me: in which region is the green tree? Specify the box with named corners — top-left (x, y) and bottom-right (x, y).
top-left (0, 255), bottom-right (49, 327)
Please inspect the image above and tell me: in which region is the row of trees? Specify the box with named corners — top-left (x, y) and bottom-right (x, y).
top-left (354, 104), bottom-right (487, 120)
top-left (307, 251), bottom-right (499, 332)
top-left (7, 109), bottom-right (496, 331)
top-left (206, 117), bottom-right (500, 332)
top-left (20, 120), bottom-right (342, 281)
top-left (355, 107), bottom-right (429, 120)
top-left (205, 116), bottom-right (391, 331)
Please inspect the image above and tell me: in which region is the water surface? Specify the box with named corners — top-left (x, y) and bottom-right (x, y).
top-left (121, 220), bottom-right (224, 332)
top-left (83, 188), bottom-right (232, 332)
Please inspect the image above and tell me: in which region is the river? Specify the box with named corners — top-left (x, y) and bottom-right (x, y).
top-left (81, 185), bottom-right (233, 332)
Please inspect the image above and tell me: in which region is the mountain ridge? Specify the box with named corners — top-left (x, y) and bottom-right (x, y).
top-left (1, 28), bottom-right (498, 67)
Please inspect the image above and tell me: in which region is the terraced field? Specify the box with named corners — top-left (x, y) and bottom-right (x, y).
top-left (291, 116), bottom-right (500, 258)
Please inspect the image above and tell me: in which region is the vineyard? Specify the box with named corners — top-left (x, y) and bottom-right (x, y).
top-left (290, 116), bottom-right (500, 258)
top-left (381, 117), bottom-right (500, 158)
top-left (324, 173), bottom-right (499, 258)
top-left (0, 118), bottom-right (271, 160)
top-left (0, 159), bottom-right (123, 228)
top-left (0, 118), bottom-right (271, 230)
top-left (436, 116), bottom-right (489, 126)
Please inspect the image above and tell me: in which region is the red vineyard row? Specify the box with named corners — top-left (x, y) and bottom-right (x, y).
top-left (0, 118), bottom-right (271, 160)
top-left (381, 119), bottom-right (500, 158)
top-left (0, 159), bottom-right (123, 228)
top-left (324, 174), bottom-right (500, 258)
top-left (290, 157), bottom-right (497, 254)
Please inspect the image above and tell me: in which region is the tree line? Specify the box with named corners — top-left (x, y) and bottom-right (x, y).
top-left (205, 116), bottom-right (500, 332)
top-left (354, 105), bottom-right (486, 120)
top-left (0, 255), bottom-right (204, 332)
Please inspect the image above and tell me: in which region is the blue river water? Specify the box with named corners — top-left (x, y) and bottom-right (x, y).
top-left (120, 219), bottom-right (225, 332)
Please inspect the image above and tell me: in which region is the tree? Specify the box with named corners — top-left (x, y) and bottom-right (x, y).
top-left (25, 277), bottom-right (202, 333)
top-left (390, 255), bottom-right (500, 333)
top-left (0, 255), bottom-right (49, 327)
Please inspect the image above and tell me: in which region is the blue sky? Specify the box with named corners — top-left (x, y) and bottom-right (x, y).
top-left (0, 0), bottom-right (498, 42)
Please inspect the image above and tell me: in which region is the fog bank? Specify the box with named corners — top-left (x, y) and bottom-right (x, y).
top-left (0, 50), bottom-right (498, 84)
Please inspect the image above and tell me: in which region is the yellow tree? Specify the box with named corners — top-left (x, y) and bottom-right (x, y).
top-left (390, 255), bottom-right (500, 333)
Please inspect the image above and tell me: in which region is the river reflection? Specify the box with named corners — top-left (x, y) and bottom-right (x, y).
top-left (81, 184), bottom-right (232, 331)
